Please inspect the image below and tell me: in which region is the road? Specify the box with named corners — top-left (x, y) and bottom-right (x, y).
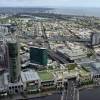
top-left (18, 37), bottom-right (90, 43)
top-left (66, 80), bottom-right (75, 100)
top-left (48, 50), bottom-right (68, 64)
top-left (61, 79), bottom-right (78, 100)
top-left (41, 22), bottom-right (50, 49)
top-left (49, 36), bottom-right (90, 42)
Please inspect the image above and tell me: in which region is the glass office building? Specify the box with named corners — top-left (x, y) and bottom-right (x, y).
top-left (7, 40), bottom-right (21, 83)
top-left (30, 47), bottom-right (48, 66)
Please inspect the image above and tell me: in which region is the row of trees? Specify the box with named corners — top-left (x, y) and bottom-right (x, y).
top-left (78, 80), bottom-right (95, 87)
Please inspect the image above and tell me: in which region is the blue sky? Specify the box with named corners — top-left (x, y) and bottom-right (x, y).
top-left (0, 0), bottom-right (100, 7)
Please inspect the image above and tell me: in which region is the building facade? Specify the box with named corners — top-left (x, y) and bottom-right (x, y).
top-left (7, 40), bottom-right (21, 83)
top-left (91, 32), bottom-right (100, 46)
top-left (30, 47), bottom-right (48, 66)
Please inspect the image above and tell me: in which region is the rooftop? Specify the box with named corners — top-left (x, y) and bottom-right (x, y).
top-left (38, 71), bottom-right (53, 81)
top-left (21, 70), bottom-right (40, 82)
top-left (8, 39), bottom-right (17, 44)
top-left (30, 46), bottom-right (47, 50)
top-left (57, 47), bottom-right (87, 60)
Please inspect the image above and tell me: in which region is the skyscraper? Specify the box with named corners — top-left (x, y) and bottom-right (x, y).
top-left (30, 47), bottom-right (48, 66)
top-left (7, 40), bottom-right (21, 83)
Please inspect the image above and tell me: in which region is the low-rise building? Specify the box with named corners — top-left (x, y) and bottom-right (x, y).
top-left (38, 71), bottom-right (55, 91)
top-left (4, 73), bottom-right (24, 94)
top-left (21, 70), bottom-right (40, 92)
top-left (57, 47), bottom-right (87, 62)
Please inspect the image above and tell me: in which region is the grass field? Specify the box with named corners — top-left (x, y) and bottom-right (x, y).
top-left (38, 71), bottom-right (53, 81)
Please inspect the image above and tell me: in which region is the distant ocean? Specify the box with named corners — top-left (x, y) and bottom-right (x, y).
top-left (53, 7), bottom-right (100, 17)
top-left (0, 7), bottom-right (100, 17)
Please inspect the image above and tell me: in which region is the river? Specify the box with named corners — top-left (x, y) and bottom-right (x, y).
top-left (80, 87), bottom-right (100, 100)
top-left (30, 87), bottom-right (100, 100)
top-left (30, 93), bottom-right (61, 100)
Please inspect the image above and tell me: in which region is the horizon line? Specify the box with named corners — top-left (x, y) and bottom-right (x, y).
top-left (0, 6), bottom-right (100, 8)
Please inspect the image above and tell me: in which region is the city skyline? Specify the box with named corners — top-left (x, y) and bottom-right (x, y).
top-left (0, 0), bottom-right (100, 8)
top-left (0, 3), bottom-right (100, 99)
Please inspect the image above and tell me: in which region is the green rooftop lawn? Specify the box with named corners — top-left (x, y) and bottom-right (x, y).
top-left (67, 64), bottom-right (77, 70)
top-left (38, 71), bottom-right (53, 81)
top-left (81, 66), bottom-right (90, 72)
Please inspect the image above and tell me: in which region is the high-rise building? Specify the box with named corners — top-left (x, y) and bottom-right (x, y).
top-left (30, 47), bottom-right (48, 66)
top-left (91, 32), bottom-right (100, 46)
top-left (3, 45), bottom-right (8, 69)
top-left (7, 40), bottom-right (21, 83)
top-left (0, 41), bottom-right (4, 66)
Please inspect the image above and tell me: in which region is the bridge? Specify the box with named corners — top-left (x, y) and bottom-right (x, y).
top-left (61, 78), bottom-right (79, 100)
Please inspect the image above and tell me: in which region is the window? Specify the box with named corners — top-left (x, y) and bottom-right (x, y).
top-left (18, 86), bottom-right (20, 88)
top-left (15, 86), bottom-right (17, 88)
top-left (9, 87), bottom-right (11, 89)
